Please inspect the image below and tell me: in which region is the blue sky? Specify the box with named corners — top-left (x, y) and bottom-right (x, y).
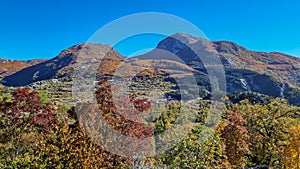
top-left (0, 0), bottom-right (300, 60)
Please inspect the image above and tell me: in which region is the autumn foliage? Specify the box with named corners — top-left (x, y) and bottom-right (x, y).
top-left (283, 124), bottom-right (300, 169)
top-left (0, 87), bottom-right (56, 135)
top-left (219, 111), bottom-right (250, 168)
top-left (1, 86), bottom-right (300, 168)
top-left (94, 79), bottom-right (153, 138)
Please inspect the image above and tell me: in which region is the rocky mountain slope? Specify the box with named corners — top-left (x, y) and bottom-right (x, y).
top-left (155, 33), bottom-right (300, 87)
top-left (0, 59), bottom-right (47, 78)
top-left (1, 33), bottom-right (300, 105)
top-left (1, 44), bottom-right (124, 86)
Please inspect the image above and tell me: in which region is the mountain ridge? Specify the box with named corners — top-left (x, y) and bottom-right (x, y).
top-left (0, 58), bottom-right (48, 79)
top-left (1, 33), bottom-right (300, 106)
top-left (1, 43), bottom-right (124, 86)
top-left (2, 33), bottom-right (300, 88)
top-left (154, 33), bottom-right (300, 87)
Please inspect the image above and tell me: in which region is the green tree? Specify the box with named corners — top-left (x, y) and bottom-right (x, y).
top-left (233, 98), bottom-right (297, 167)
top-left (38, 90), bottom-right (50, 106)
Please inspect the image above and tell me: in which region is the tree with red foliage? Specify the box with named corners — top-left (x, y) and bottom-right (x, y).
top-left (219, 111), bottom-right (250, 168)
top-left (77, 79), bottom-right (155, 157)
top-left (0, 87), bottom-right (56, 134)
top-left (94, 79), bottom-right (153, 138)
top-left (0, 87), bottom-right (57, 161)
top-left (129, 94), bottom-right (152, 112)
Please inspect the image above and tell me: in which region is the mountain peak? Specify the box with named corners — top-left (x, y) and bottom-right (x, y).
top-left (213, 41), bottom-right (247, 54)
top-left (170, 33), bottom-right (203, 44)
top-left (1, 43), bottom-right (124, 86)
top-left (2, 33), bottom-right (300, 88)
top-left (157, 33), bottom-right (213, 50)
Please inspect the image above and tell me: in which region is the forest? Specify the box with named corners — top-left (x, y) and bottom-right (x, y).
top-left (0, 81), bottom-right (299, 169)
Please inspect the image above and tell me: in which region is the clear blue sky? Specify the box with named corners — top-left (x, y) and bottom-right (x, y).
top-left (0, 0), bottom-right (300, 60)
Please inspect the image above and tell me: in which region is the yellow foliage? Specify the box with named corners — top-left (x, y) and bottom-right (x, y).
top-left (283, 124), bottom-right (300, 169)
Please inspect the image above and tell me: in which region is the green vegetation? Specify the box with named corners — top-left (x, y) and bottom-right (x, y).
top-left (1, 85), bottom-right (300, 168)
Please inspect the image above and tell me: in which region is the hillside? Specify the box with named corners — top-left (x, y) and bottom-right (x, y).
top-left (1, 33), bottom-right (300, 105)
top-left (0, 59), bottom-right (47, 78)
top-left (1, 43), bottom-right (124, 86)
top-left (156, 33), bottom-right (300, 87)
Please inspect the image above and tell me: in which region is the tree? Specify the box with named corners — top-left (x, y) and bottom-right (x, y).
top-left (283, 124), bottom-right (300, 169)
top-left (0, 87), bottom-right (131, 168)
top-left (233, 98), bottom-right (298, 167)
top-left (219, 111), bottom-right (250, 168)
top-left (38, 90), bottom-right (50, 106)
top-left (37, 120), bottom-right (131, 168)
top-left (0, 87), bottom-right (57, 168)
top-left (155, 125), bottom-right (228, 169)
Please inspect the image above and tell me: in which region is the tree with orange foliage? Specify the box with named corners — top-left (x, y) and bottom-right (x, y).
top-left (219, 111), bottom-right (250, 168)
top-left (234, 99), bottom-right (299, 167)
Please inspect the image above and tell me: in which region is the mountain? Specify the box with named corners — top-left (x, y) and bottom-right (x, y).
top-left (131, 33), bottom-right (300, 105)
top-left (1, 33), bottom-right (300, 105)
top-left (0, 59), bottom-right (47, 79)
top-left (1, 43), bottom-right (124, 86)
top-left (156, 33), bottom-right (300, 87)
